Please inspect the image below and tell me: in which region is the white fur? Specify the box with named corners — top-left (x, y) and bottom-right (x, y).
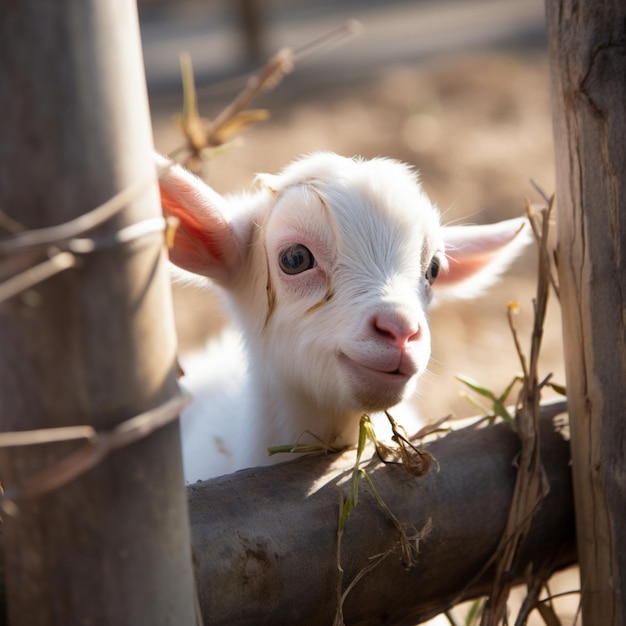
top-left (157, 153), bottom-right (530, 481)
top-left (178, 328), bottom-right (250, 479)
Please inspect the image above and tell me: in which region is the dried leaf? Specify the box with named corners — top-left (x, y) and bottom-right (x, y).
top-left (548, 382), bottom-right (567, 396)
top-left (176, 52), bottom-right (209, 151)
top-left (413, 414), bottom-right (452, 439)
top-left (211, 109), bottom-right (270, 144)
top-left (165, 216), bottom-right (180, 250)
top-left (394, 436), bottom-right (436, 477)
top-left (174, 113), bottom-right (208, 152)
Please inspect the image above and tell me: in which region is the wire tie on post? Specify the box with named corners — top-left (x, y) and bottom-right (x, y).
top-left (0, 392), bottom-right (191, 508)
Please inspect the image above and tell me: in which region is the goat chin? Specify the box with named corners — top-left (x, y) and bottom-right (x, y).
top-left (158, 152), bottom-right (531, 482)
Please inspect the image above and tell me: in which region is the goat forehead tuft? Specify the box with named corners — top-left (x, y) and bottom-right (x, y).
top-left (257, 152), bottom-right (361, 190)
top-left (263, 152), bottom-right (441, 230)
top-left (258, 152), bottom-right (421, 197)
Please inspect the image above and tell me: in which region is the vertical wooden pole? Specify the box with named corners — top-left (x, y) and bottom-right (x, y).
top-left (236, 0), bottom-right (264, 63)
top-left (0, 2), bottom-right (196, 625)
top-left (545, 1), bottom-right (626, 623)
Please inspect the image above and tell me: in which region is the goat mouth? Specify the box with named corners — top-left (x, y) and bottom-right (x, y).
top-left (338, 353), bottom-right (416, 385)
top-left (338, 353), bottom-right (417, 410)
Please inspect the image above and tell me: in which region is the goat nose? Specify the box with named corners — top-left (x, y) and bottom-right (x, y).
top-left (372, 312), bottom-right (421, 348)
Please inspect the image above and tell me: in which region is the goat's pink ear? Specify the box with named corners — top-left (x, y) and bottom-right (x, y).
top-left (436, 217), bottom-right (531, 297)
top-left (155, 155), bottom-right (243, 284)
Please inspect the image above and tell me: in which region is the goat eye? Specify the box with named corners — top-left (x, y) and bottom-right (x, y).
top-left (279, 244), bottom-right (316, 275)
top-left (426, 256), bottom-right (441, 285)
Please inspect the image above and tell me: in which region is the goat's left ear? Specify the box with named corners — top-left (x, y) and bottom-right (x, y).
top-left (436, 217), bottom-right (532, 297)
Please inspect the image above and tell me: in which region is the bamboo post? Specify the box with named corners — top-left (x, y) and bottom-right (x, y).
top-left (545, 1), bottom-right (626, 623)
top-left (0, 2), bottom-right (196, 625)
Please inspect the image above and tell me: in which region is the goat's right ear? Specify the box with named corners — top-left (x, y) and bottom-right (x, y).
top-left (155, 154), bottom-right (243, 284)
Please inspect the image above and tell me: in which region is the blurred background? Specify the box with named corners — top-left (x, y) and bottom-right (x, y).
top-left (141, 2), bottom-right (575, 622)
top-left (141, 0), bottom-right (565, 427)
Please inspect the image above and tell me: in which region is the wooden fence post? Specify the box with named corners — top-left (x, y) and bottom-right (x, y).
top-left (545, 1), bottom-right (626, 623)
top-left (0, 2), bottom-right (196, 624)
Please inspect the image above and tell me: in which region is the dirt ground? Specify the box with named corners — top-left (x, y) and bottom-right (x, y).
top-left (151, 50), bottom-right (566, 422)
top-left (151, 49), bottom-right (577, 625)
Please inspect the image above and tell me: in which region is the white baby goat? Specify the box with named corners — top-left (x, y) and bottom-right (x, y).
top-left (156, 153), bottom-right (529, 481)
